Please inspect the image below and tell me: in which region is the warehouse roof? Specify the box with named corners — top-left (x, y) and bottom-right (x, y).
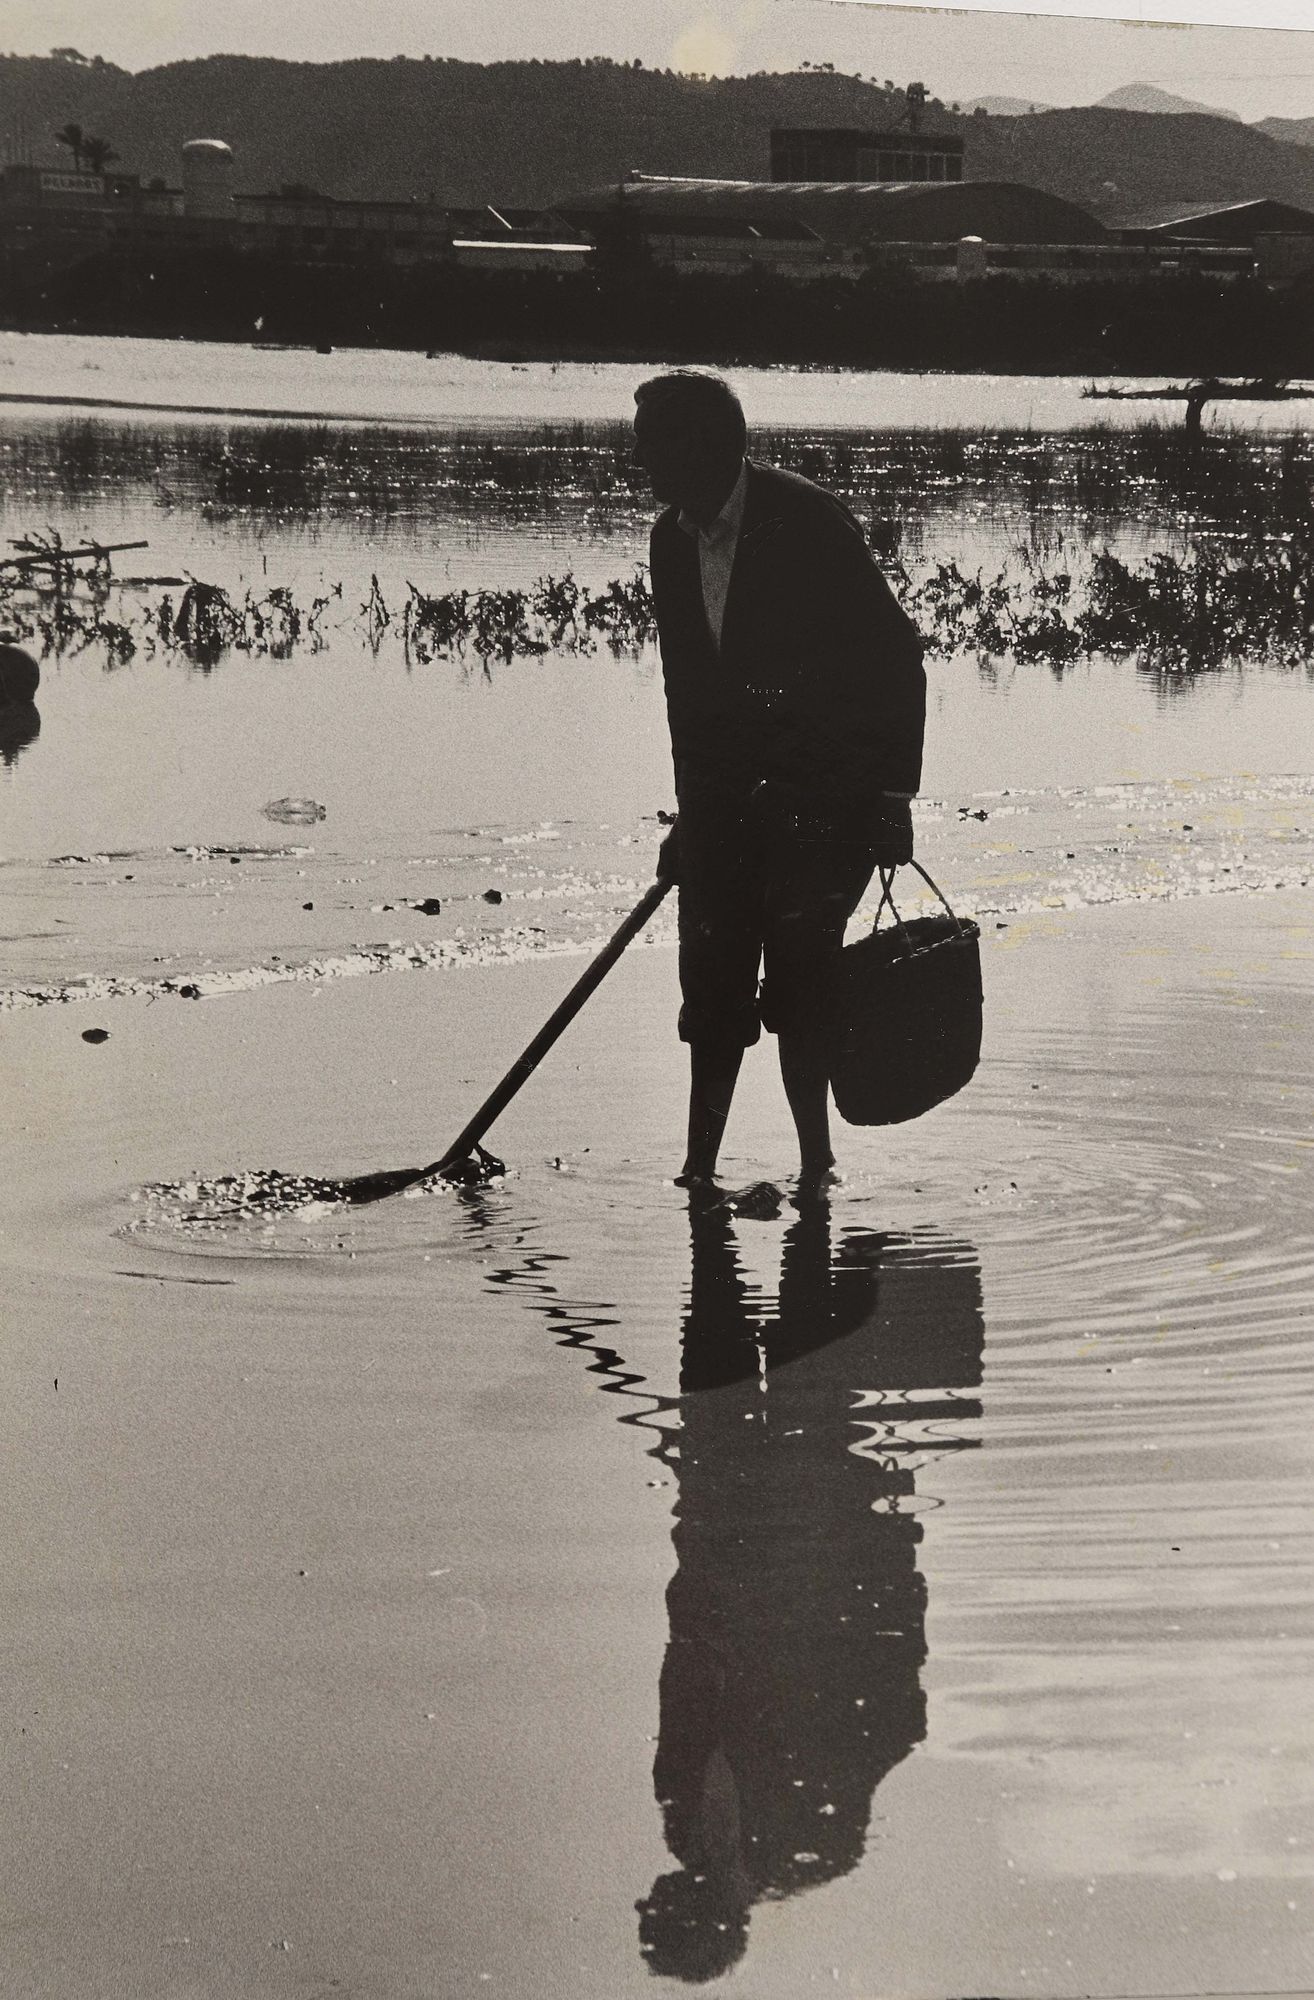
top-left (1110, 197), bottom-right (1314, 238)
top-left (558, 176), bottom-right (1109, 245)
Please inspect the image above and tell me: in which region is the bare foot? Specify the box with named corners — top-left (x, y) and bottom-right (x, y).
top-left (674, 1171), bottom-right (731, 1213)
top-left (793, 1163), bottom-right (843, 1207)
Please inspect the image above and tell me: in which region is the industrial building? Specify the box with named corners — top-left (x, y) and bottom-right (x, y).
top-left (549, 128), bottom-right (1314, 284)
top-left (1112, 197), bottom-right (1314, 246)
top-left (555, 170), bottom-right (1269, 283)
top-left (561, 172), bottom-right (1107, 246)
top-left (3, 126), bottom-right (1312, 294)
top-left (0, 139), bottom-right (587, 282)
top-left (1110, 197), bottom-right (1314, 281)
top-left (769, 127), bottom-right (965, 184)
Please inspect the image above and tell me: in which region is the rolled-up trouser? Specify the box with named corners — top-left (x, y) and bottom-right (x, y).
top-left (676, 785), bottom-right (881, 1049)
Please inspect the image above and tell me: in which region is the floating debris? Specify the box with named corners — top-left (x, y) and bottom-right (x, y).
top-left (262, 797), bottom-right (327, 824)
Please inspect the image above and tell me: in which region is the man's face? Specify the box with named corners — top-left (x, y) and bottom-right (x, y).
top-left (632, 404), bottom-right (739, 517)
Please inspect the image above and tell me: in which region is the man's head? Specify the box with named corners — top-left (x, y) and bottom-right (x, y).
top-left (633, 372), bottom-right (746, 524)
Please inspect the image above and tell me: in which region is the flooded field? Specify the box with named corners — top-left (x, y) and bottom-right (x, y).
top-left (5, 331), bottom-right (1314, 432)
top-left (1, 338), bottom-right (1312, 1999)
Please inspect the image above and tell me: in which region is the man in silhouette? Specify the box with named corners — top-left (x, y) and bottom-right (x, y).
top-left (633, 372), bottom-right (925, 1191)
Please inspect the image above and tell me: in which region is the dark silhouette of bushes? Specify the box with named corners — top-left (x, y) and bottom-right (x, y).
top-left (19, 248), bottom-right (1314, 375)
top-left (5, 532), bottom-right (1310, 675)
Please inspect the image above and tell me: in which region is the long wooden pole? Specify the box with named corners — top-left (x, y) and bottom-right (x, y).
top-left (424, 877), bottom-right (672, 1178)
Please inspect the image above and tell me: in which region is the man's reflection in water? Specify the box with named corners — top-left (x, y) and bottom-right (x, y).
top-left (637, 1201), bottom-right (984, 1984)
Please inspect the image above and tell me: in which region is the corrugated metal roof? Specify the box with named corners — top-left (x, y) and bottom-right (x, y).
top-left (609, 176), bottom-right (970, 206)
top-left (1109, 195), bottom-right (1314, 237)
top-left (1110, 198), bottom-right (1278, 230)
top-left (558, 176), bottom-right (1110, 245)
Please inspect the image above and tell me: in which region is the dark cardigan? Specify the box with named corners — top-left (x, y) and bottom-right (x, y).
top-left (649, 461), bottom-right (926, 823)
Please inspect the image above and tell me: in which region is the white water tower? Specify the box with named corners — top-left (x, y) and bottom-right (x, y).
top-left (956, 234), bottom-right (987, 282)
top-left (182, 138), bottom-right (235, 219)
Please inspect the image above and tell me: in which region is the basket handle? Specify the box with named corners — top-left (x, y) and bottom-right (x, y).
top-left (871, 865), bottom-right (912, 948)
top-left (870, 859), bottom-right (972, 939)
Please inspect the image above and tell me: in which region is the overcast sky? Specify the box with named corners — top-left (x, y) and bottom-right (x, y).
top-left (8, 1), bottom-right (1313, 122)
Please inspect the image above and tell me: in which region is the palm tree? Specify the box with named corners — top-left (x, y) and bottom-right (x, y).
top-left (82, 135), bottom-right (119, 174)
top-left (54, 121), bottom-right (85, 171)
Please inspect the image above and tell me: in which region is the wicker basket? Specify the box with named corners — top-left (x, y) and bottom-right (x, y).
top-left (829, 862), bottom-right (982, 1126)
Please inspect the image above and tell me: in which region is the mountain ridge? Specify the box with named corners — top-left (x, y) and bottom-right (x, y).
top-left (2, 54), bottom-right (1312, 218)
top-left (1093, 83), bottom-right (1239, 120)
top-left (1256, 115), bottom-right (1314, 149)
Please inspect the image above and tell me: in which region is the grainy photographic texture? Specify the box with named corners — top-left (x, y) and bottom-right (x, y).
top-left (1, 5), bottom-right (1312, 1996)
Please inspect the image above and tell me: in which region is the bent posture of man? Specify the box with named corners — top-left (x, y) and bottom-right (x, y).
top-left (633, 372), bottom-right (926, 1191)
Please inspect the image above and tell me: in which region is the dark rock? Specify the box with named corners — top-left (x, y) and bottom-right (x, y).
top-left (414, 897), bottom-right (442, 915)
top-left (482, 889), bottom-right (503, 904)
top-left (0, 643), bottom-right (40, 705)
top-left (81, 1027), bottom-right (110, 1044)
top-left (263, 798), bottom-right (326, 825)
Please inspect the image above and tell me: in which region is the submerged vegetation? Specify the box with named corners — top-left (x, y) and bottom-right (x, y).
top-left (909, 535), bottom-right (1314, 671)
top-left (0, 533), bottom-right (660, 668)
top-left (3, 522), bottom-right (1310, 677)
top-left (3, 405), bottom-right (1310, 677)
top-left (3, 416), bottom-right (1313, 544)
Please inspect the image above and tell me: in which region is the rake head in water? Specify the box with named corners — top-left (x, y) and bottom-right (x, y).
top-left (328, 1144), bottom-right (507, 1206)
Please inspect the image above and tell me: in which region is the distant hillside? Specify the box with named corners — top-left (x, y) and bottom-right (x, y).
top-left (1094, 83), bottom-right (1239, 121)
top-left (1256, 115), bottom-right (1314, 149)
top-left (963, 107), bottom-right (1314, 218)
top-left (1, 53), bottom-right (1312, 219)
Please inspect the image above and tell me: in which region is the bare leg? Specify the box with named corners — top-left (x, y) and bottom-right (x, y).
top-left (777, 1028), bottom-right (835, 1183)
top-left (680, 1042), bottom-right (745, 1182)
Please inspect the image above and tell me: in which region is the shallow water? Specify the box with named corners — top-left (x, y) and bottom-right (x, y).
top-left (2, 895), bottom-right (1312, 1997)
top-left (3, 353), bottom-right (1313, 1995)
top-left (2, 404), bottom-right (1312, 966)
top-left (4, 331), bottom-right (1314, 432)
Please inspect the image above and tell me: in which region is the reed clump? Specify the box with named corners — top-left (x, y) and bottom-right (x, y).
top-left (402, 571), bottom-right (657, 663)
top-left (2, 529), bottom-right (1309, 674)
top-left (906, 529), bottom-right (1314, 669)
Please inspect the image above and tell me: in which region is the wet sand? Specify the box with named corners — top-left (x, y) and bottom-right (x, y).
top-left (2, 885), bottom-right (1312, 1998)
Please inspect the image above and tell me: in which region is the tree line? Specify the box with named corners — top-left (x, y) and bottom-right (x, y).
top-left (10, 246), bottom-right (1311, 375)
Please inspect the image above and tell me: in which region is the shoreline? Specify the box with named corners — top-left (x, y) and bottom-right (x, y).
top-left (6, 767), bottom-right (1312, 1013)
top-left (3, 863), bottom-right (1313, 1015)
